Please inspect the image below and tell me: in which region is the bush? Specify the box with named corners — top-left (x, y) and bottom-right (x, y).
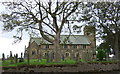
top-left (96, 49), bottom-right (106, 61)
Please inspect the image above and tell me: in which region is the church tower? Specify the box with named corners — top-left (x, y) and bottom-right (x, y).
top-left (84, 25), bottom-right (96, 49)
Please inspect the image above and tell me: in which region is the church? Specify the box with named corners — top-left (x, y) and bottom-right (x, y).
top-left (24, 26), bottom-right (96, 61)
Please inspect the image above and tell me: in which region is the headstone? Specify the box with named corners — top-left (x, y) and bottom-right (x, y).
top-left (19, 52), bottom-right (24, 63)
top-left (61, 54), bottom-right (64, 61)
top-left (15, 54), bottom-right (18, 63)
top-left (10, 51), bottom-right (14, 64)
top-left (19, 58), bottom-right (24, 63)
top-left (10, 57), bottom-right (14, 64)
top-left (48, 52), bottom-right (54, 62)
top-left (14, 54), bottom-right (16, 61)
top-left (51, 52), bottom-right (54, 61)
top-left (46, 51), bottom-right (50, 62)
top-left (21, 52), bottom-right (23, 58)
top-left (76, 53), bottom-right (79, 62)
top-left (39, 52), bottom-right (42, 61)
top-left (2, 53), bottom-right (5, 63)
top-left (48, 52), bottom-right (51, 62)
top-left (10, 51), bottom-right (12, 58)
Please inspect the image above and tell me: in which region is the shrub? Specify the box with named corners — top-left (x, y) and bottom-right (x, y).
top-left (96, 49), bottom-right (106, 61)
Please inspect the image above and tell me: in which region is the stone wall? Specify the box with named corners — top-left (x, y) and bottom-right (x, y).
top-left (3, 62), bottom-right (119, 72)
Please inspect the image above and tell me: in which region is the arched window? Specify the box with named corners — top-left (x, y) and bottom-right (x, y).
top-left (32, 51), bottom-right (36, 55)
top-left (65, 52), bottom-right (70, 57)
top-left (31, 48), bottom-right (37, 55)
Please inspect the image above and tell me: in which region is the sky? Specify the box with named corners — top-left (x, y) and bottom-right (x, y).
top-left (0, 4), bottom-right (29, 58)
top-left (0, 22), bottom-right (29, 58)
top-left (0, 1), bottom-right (103, 59)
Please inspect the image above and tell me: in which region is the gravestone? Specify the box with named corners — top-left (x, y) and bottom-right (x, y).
top-left (61, 54), bottom-right (64, 61)
top-left (48, 52), bottom-right (51, 62)
top-left (49, 52), bottom-right (54, 62)
top-left (10, 51), bottom-right (14, 64)
top-left (15, 54), bottom-right (18, 63)
top-left (47, 51), bottom-right (53, 63)
top-left (19, 58), bottom-right (24, 63)
top-left (51, 52), bottom-right (54, 62)
top-left (2, 53), bottom-right (5, 63)
top-left (46, 52), bottom-right (49, 62)
top-left (19, 52), bottom-right (24, 63)
top-left (14, 54), bottom-right (15, 62)
top-left (75, 53), bottom-right (79, 62)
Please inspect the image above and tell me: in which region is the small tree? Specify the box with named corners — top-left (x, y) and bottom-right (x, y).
top-left (96, 49), bottom-right (106, 61)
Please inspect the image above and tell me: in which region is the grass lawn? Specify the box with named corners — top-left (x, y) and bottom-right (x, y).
top-left (1, 59), bottom-right (117, 67)
top-left (2, 59), bottom-right (76, 67)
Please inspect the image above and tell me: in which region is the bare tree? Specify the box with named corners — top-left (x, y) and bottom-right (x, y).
top-left (1, 0), bottom-right (83, 62)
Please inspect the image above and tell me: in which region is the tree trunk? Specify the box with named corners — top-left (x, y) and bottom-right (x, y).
top-left (53, 33), bottom-right (61, 62)
top-left (106, 52), bottom-right (109, 61)
top-left (114, 31), bottom-right (119, 61)
top-left (27, 51), bottom-right (30, 65)
top-left (114, 30), bottom-right (120, 70)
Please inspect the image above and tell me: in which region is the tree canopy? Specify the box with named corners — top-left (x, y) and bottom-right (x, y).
top-left (0, 0), bottom-right (85, 62)
top-left (1, 0), bottom-right (84, 43)
top-left (94, 2), bottom-right (120, 60)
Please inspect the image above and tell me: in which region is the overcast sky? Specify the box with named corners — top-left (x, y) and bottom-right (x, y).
top-left (0, 22), bottom-right (29, 59)
top-left (0, 4), bottom-right (29, 58)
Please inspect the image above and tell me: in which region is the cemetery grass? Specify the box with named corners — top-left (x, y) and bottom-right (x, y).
top-left (2, 59), bottom-right (117, 67)
top-left (2, 59), bottom-right (77, 67)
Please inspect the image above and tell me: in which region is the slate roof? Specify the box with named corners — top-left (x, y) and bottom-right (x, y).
top-left (30, 35), bottom-right (91, 45)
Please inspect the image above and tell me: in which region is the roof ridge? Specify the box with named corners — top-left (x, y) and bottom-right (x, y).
top-left (31, 35), bottom-right (85, 38)
top-left (30, 35), bottom-right (91, 45)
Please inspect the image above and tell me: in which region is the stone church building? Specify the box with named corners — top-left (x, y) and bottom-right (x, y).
top-left (24, 26), bottom-right (96, 61)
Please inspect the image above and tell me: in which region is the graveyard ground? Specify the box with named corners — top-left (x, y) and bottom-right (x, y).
top-left (1, 59), bottom-right (117, 67)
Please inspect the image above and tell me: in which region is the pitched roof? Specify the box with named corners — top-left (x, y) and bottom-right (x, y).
top-left (30, 35), bottom-right (91, 45)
